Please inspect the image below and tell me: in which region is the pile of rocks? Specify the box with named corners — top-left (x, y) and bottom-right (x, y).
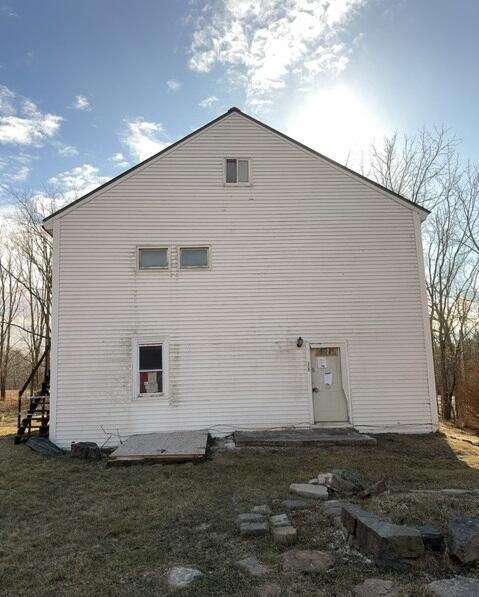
top-left (237, 507), bottom-right (298, 545)
top-left (290, 468), bottom-right (387, 500)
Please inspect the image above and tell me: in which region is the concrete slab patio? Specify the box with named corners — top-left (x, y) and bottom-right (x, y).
top-left (108, 430), bottom-right (209, 464)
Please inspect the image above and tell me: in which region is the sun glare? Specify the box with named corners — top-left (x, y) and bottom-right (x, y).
top-left (285, 85), bottom-right (388, 168)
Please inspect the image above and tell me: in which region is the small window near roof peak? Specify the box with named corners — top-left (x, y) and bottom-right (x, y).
top-left (225, 158), bottom-right (250, 184)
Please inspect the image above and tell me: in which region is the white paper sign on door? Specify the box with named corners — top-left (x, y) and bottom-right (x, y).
top-left (324, 372), bottom-right (333, 386)
top-left (318, 357), bottom-right (327, 368)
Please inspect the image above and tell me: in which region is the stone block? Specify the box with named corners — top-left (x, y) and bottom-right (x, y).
top-left (353, 578), bottom-right (403, 596)
top-left (237, 512), bottom-right (266, 525)
top-left (289, 483), bottom-right (328, 499)
top-left (270, 514), bottom-right (290, 527)
top-left (426, 576), bottom-right (479, 596)
top-left (322, 500), bottom-right (346, 517)
top-left (417, 525), bottom-right (444, 552)
top-left (236, 556), bottom-right (269, 577)
top-left (253, 505), bottom-right (272, 515)
top-left (282, 499), bottom-right (307, 510)
top-left (272, 524), bottom-right (297, 545)
top-left (240, 521), bottom-right (269, 537)
top-left (447, 516), bottom-right (479, 563)
top-left (167, 566), bottom-right (203, 589)
top-left (341, 503), bottom-right (424, 563)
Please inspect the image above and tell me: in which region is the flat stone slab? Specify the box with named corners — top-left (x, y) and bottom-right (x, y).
top-left (413, 489), bottom-right (479, 496)
top-left (253, 505), bottom-right (272, 515)
top-left (272, 525), bottom-right (297, 545)
top-left (290, 483), bottom-right (328, 500)
top-left (237, 512), bottom-right (266, 525)
top-left (282, 499), bottom-right (307, 510)
top-left (353, 578), bottom-right (403, 596)
top-left (240, 521), bottom-right (269, 537)
top-left (322, 500), bottom-right (347, 517)
top-left (280, 549), bottom-right (336, 573)
top-left (426, 576), bottom-right (479, 596)
top-left (167, 566), bottom-right (203, 589)
top-left (109, 430), bottom-right (208, 463)
top-left (235, 428), bottom-right (376, 447)
top-left (270, 514), bottom-right (290, 527)
top-left (236, 556), bottom-right (270, 577)
top-left (448, 516), bottom-right (479, 563)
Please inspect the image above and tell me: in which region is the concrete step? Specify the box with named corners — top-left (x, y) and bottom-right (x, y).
top-left (234, 428), bottom-right (377, 447)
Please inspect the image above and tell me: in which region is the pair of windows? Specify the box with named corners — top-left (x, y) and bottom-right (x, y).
top-left (138, 247), bottom-right (209, 270)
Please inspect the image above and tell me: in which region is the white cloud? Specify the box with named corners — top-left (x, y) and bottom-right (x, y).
top-left (0, 4), bottom-right (18, 17)
top-left (0, 85), bottom-right (15, 115)
top-left (0, 159), bottom-right (28, 183)
top-left (109, 151), bottom-right (130, 169)
top-left (48, 164), bottom-right (109, 198)
top-left (199, 95), bottom-right (219, 108)
top-left (122, 118), bottom-right (169, 162)
top-left (0, 153), bottom-right (35, 187)
top-left (10, 165), bottom-right (30, 182)
top-left (166, 79), bottom-right (181, 91)
top-left (189, 0), bottom-right (366, 110)
top-left (0, 84), bottom-right (62, 145)
top-left (54, 142), bottom-right (79, 157)
top-left (73, 94), bottom-right (91, 111)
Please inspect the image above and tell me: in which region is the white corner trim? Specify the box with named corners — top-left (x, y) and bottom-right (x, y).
top-left (49, 219), bottom-right (61, 442)
top-left (414, 212), bottom-right (439, 429)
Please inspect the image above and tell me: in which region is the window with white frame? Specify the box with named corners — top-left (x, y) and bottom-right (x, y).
top-left (225, 158), bottom-right (250, 184)
top-left (180, 247), bottom-right (209, 269)
top-left (138, 344), bottom-right (163, 395)
top-left (138, 247), bottom-right (168, 269)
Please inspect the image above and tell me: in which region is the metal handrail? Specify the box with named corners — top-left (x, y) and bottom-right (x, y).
top-left (17, 341), bottom-right (51, 433)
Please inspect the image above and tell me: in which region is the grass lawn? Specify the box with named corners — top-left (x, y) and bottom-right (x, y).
top-left (1, 420), bottom-right (479, 597)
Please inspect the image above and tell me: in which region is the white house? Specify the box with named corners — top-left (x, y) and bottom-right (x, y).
top-left (43, 107), bottom-right (438, 448)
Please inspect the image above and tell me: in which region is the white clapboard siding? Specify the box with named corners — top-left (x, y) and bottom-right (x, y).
top-left (49, 112), bottom-right (437, 447)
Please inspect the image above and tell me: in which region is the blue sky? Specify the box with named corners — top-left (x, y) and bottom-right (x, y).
top-left (1, 0), bottom-right (478, 207)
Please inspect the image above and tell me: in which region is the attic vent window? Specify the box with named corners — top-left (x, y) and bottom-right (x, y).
top-left (225, 158), bottom-right (250, 184)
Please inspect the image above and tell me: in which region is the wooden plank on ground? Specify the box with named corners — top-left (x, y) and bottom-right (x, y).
top-left (108, 430), bottom-right (209, 464)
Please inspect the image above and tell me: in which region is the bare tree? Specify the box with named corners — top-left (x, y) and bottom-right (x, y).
top-left (369, 126), bottom-right (460, 210)
top-left (0, 229), bottom-right (21, 400)
top-left (368, 126), bottom-right (479, 421)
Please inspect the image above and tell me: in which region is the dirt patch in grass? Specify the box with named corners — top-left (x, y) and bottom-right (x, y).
top-left (0, 426), bottom-right (478, 596)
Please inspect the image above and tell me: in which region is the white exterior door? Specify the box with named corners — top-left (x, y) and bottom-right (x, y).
top-left (311, 347), bottom-right (349, 423)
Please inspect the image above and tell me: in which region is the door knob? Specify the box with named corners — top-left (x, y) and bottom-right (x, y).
top-left (312, 387), bottom-right (319, 393)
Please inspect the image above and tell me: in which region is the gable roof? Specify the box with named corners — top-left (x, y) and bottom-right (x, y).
top-left (43, 107), bottom-right (429, 228)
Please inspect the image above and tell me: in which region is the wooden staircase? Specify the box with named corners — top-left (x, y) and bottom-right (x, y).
top-left (14, 345), bottom-right (50, 445)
